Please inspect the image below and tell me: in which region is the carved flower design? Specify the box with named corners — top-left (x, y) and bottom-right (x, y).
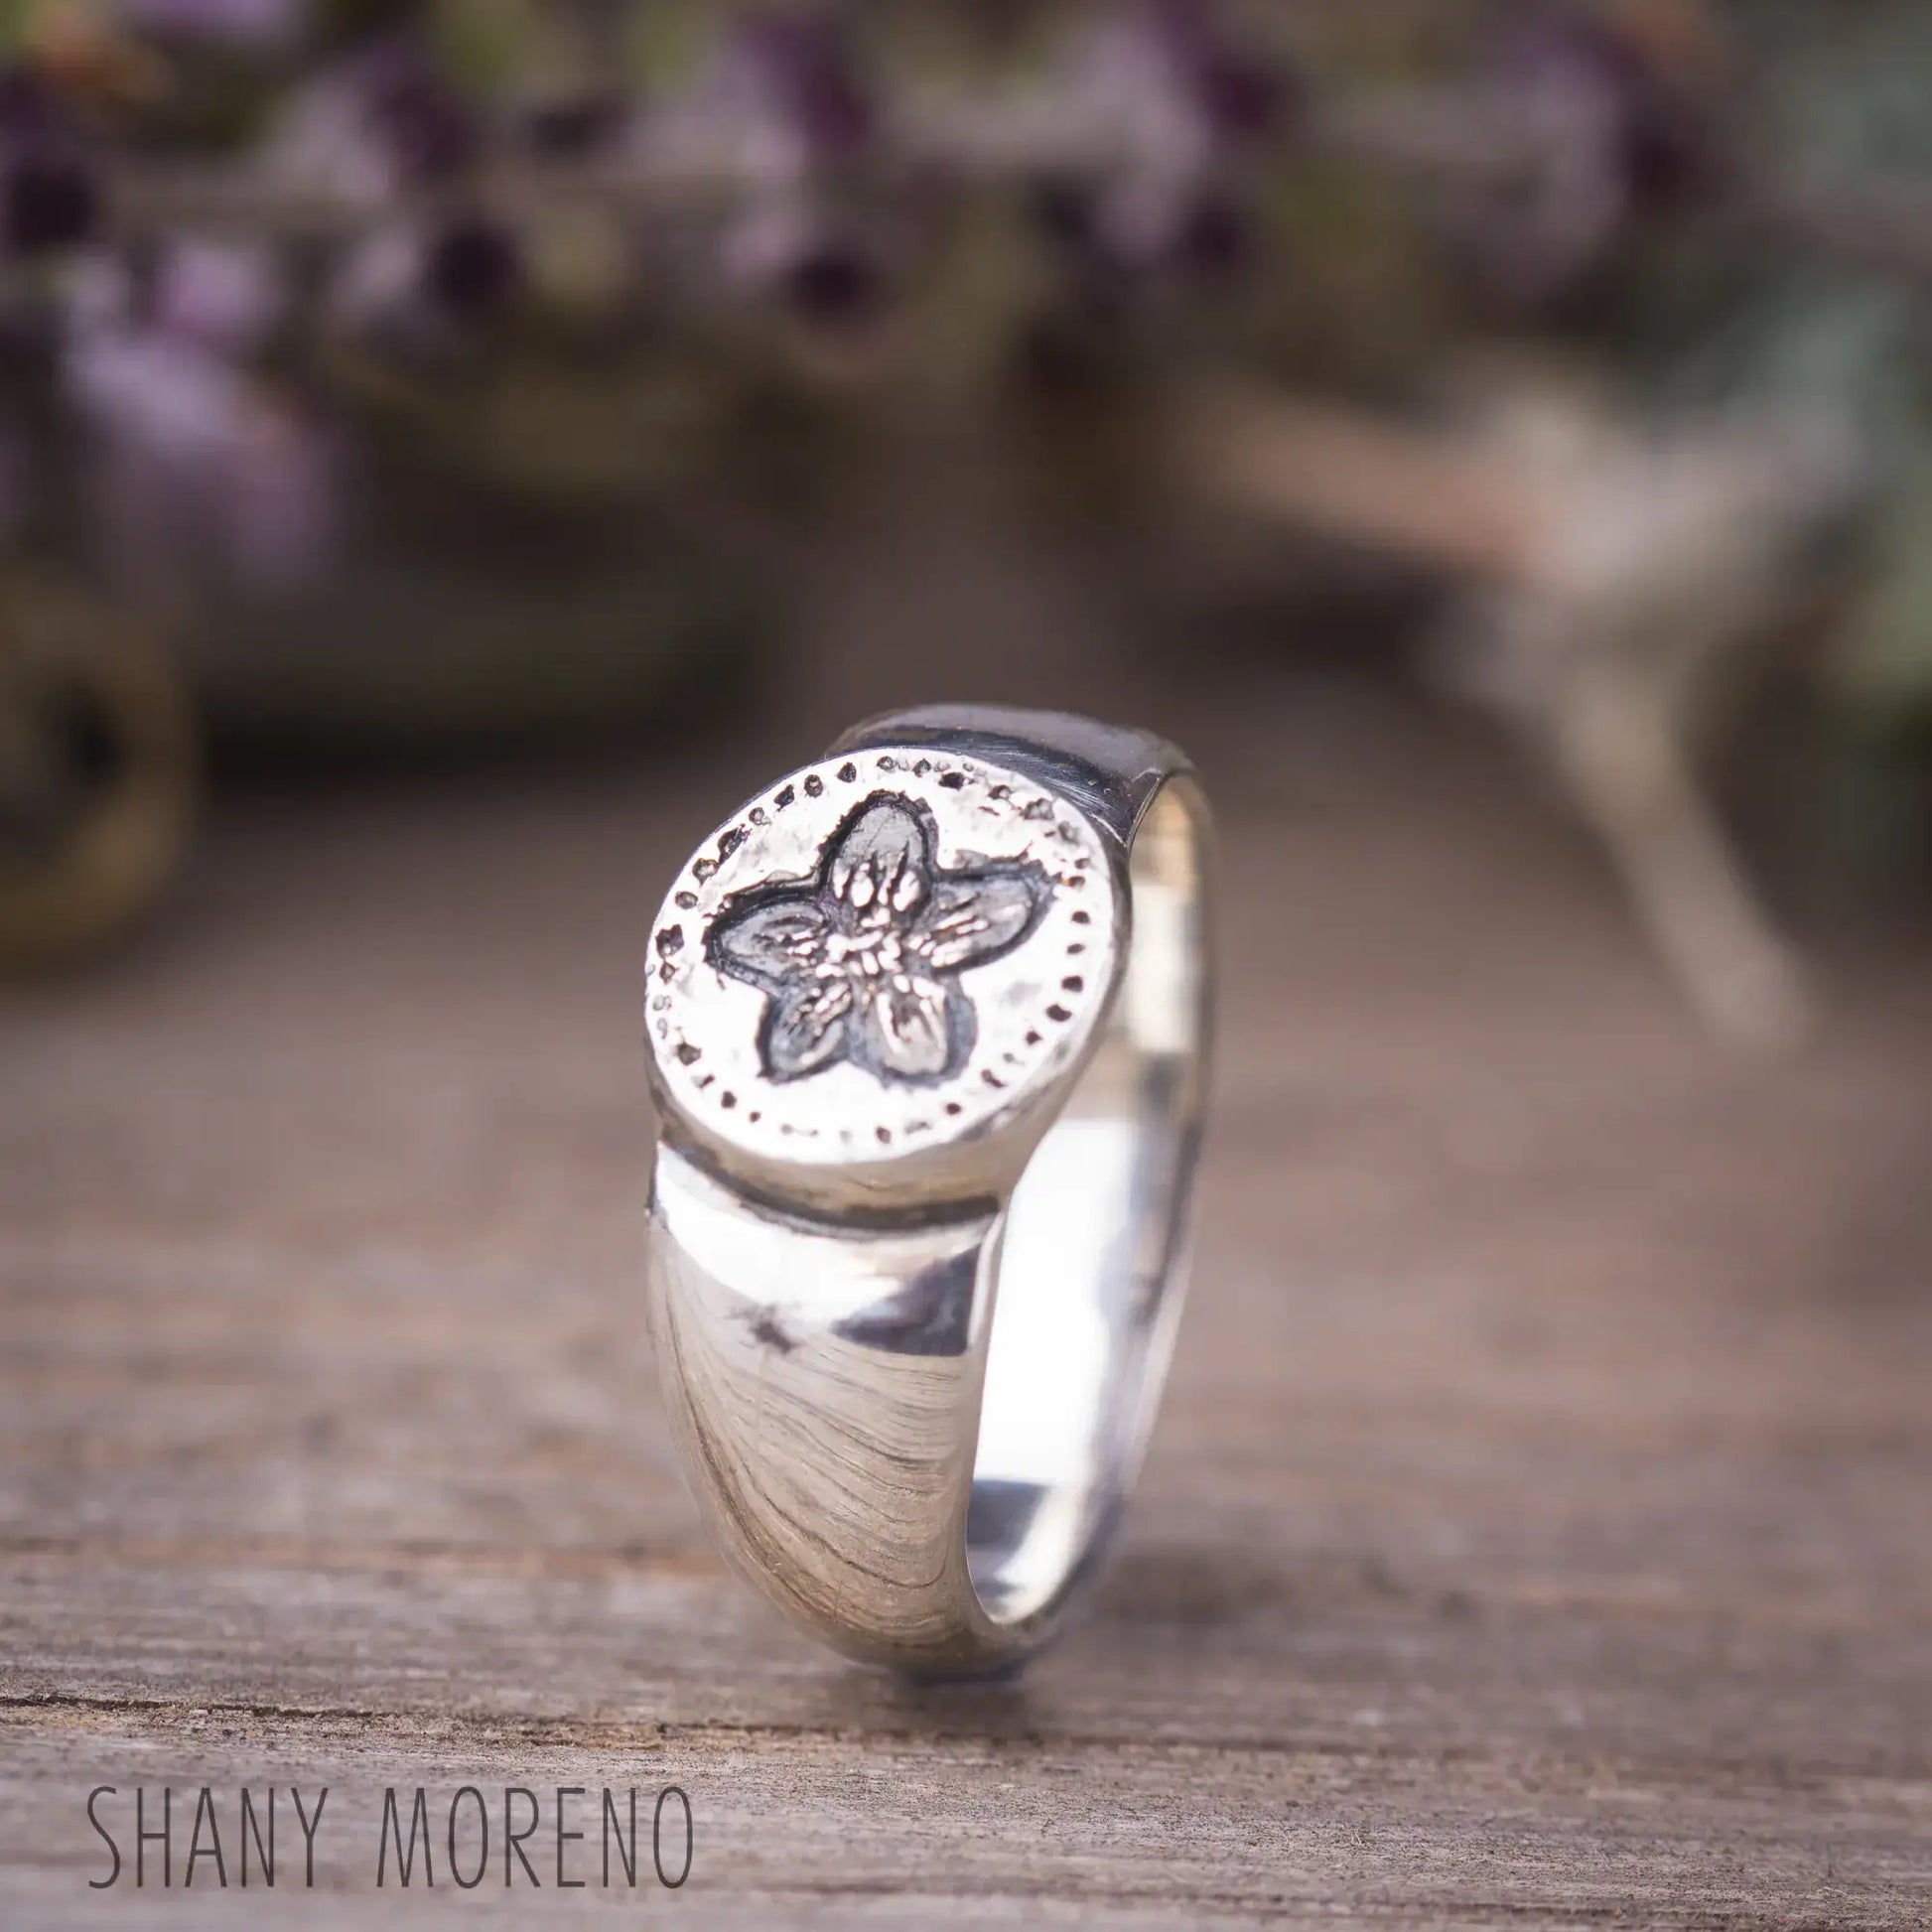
top-left (707, 793), bottom-right (1052, 1085)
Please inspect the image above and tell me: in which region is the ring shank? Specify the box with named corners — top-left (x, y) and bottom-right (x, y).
top-left (967, 777), bottom-right (1208, 1629)
top-left (647, 710), bottom-right (1209, 1674)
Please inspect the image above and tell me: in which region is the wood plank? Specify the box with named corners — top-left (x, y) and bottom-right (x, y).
top-left (3, 705), bottom-right (1929, 1925)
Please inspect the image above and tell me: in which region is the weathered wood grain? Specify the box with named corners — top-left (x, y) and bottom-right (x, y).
top-left (2, 697), bottom-right (1929, 1926)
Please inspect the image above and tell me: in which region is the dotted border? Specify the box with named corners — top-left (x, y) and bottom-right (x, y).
top-left (646, 750), bottom-right (1108, 1155)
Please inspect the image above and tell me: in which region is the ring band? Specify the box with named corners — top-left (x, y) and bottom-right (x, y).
top-left (643, 705), bottom-right (1212, 1676)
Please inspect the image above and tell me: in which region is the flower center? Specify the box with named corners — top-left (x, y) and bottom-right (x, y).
top-left (824, 922), bottom-right (904, 981)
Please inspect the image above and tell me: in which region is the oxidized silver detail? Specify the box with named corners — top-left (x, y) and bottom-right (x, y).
top-left (645, 747), bottom-right (1116, 1176)
top-left (642, 708), bottom-right (1211, 1679)
top-left (707, 793), bottom-right (1052, 1087)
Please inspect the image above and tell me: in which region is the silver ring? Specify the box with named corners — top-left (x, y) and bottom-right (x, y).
top-left (642, 705), bottom-right (1212, 1677)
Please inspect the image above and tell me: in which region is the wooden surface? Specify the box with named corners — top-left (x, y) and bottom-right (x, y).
top-left (3, 692), bottom-right (1930, 1927)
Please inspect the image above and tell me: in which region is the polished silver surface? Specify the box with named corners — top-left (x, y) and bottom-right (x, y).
top-left (643, 706), bottom-right (1211, 1676)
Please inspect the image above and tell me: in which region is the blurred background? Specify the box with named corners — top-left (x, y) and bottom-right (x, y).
top-left (5, 14), bottom-right (1931, 1914)
top-left (3, 0), bottom-right (1932, 1046)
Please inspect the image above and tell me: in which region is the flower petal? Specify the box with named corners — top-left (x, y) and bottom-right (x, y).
top-left (858, 973), bottom-right (956, 1081)
top-left (708, 891), bottom-right (831, 987)
top-left (827, 798), bottom-right (931, 919)
top-left (765, 972), bottom-right (854, 1081)
top-left (913, 866), bottom-right (1048, 972)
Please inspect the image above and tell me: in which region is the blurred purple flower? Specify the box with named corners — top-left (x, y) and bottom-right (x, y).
top-left (114, 0), bottom-right (305, 51)
top-left (0, 69), bottom-right (99, 258)
top-left (265, 37), bottom-right (478, 205)
top-left (328, 224), bottom-right (421, 329)
top-left (1495, 13), bottom-right (1705, 207)
top-left (1040, 0), bottom-right (1290, 282)
top-left (157, 238), bottom-right (285, 354)
top-left (725, 13), bottom-right (873, 165)
top-left (326, 211), bottom-right (521, 354)
top-left (219, 407), bottom-right (339, 586)
top-left (361, 43), bottom-right (478, 181)
top-left (68, 324), bottom-right (339, 590)
top-left (1035, 172), bottom-right (1254, 286)
top-left (722, 193), bottom-right (887, 327)
top-left (1447, 11), bottom-right (1708, 309)
top-left (1131, 0), bottom-right (1291, 150)
top-left (1068, 0), bottom-right (1291, 174)
top-left (649, 10), bottom-right (873, 185)
top-left (646, 15), bottom-right (895, 332)
top-left (67, 236), bottom-right (284, 357)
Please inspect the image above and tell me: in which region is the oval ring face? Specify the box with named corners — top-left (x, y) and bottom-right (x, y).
top-left (646, 747), bottom-right (1119, 1171)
